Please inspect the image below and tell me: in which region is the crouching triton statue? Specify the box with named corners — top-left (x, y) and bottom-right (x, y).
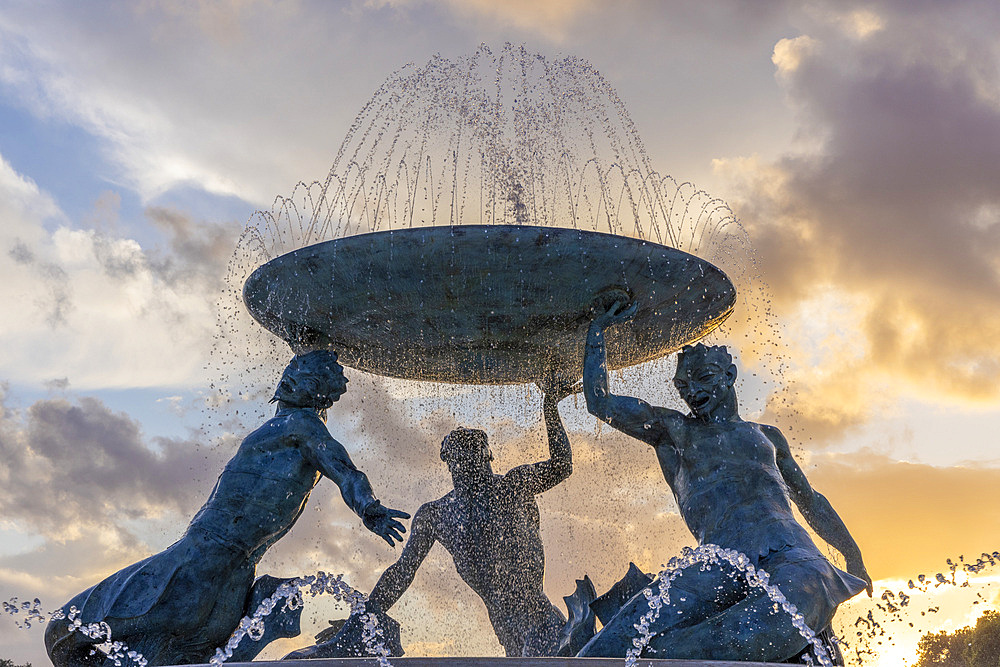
top-left (45, 350), bottom-right (409, 667)
top-left (289, 376), bottom-right (588, 659)
top-left (578, 301), bottom-right (872, 664)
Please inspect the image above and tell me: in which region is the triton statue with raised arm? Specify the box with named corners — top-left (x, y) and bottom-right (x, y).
top-left (578, 301), bottom-right (872, 664)
top-left (291, 377), bottom-right (584, 659)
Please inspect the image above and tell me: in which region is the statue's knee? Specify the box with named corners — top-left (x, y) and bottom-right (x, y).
top-left (45, 616), bottom-right (100, 667)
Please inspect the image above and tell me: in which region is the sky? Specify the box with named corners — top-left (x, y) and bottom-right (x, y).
top-left (1, 1), bottom-right (999, 665)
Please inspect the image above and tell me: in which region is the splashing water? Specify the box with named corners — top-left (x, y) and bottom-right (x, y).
top-left (625, 544), bottom-right (835, 667)
top-left (844, 551), bottom-right (1000, 665)
top-left (2, 599), bottom-right (148, 667)
top-left (210, 571), bottom-right (391, 667)
top-left (3, 572), bottom-right (392, 667)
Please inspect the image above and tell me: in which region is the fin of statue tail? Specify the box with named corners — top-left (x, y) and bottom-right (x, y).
top-left (590, 562), bottom-right (654, 626)
top-left (556, 574), bottom-right (598, 656)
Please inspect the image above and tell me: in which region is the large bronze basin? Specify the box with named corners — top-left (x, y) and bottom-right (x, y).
top-left (243, 225), bottom-right (735, 384)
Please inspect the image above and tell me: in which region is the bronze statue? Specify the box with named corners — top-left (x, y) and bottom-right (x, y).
top-left (292, 378), bottom-right (578, 658)
top-left (44, 350), bottom-right (409, 667)
top-left (578, 301), bottom-right (872, 663)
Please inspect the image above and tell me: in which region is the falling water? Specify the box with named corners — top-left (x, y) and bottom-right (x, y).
top-left (2, 600), bottom-right (147, 667)
top-left (213, 42), bottom-right (774, 425)
top-left (209, 571), bottom-right (390, 667)
top-left (202, 42), bottom-right (786, 661)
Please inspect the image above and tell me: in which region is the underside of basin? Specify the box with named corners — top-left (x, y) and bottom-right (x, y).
top-left (242, 225), bottom-right (736, 384)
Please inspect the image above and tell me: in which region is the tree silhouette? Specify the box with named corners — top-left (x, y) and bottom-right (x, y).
top-left (915, 610), bottom-right (1000, 667)
top-left (0, 659), bottom-right (33, 667)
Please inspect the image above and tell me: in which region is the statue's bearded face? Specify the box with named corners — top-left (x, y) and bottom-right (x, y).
top-left (673, 352), bottom-right (734, 418)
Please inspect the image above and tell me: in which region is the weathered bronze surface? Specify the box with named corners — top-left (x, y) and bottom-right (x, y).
top-left (243, 225), bottom-right (735, 384)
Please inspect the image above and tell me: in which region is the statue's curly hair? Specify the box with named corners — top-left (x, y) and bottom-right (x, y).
top-left (440, 427), bottom-right (493, 462)
top-left (271, 350), bottom-right (342, 408)
top-left (677, 343), bottom-right (733, 369)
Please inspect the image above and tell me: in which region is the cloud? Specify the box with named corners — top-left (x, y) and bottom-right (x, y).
top-left (715, 1), bottom-right (1000, 432)
top-left (0, 2), bottom-right (468, 206)
top-left (0, 388), bottom-right (228, 543)
top-left (359, 0), bottom-right (596, 38)
top-left (0, 386), bottom-right (236, 659)
top-left (422, 0), bottom-right (595, 42)
top-left (773, 35), bottom-right (819, 75)
top-left (0, 152), bottom-right (240, 389)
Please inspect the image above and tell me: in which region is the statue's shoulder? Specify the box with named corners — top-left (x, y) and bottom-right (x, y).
top-left (755, 423), bottom-right (789, 449)
top-left (434, 491), bottom-right (456, 508)
top-left (416, 496), bottom-right (449, 523)
top-left (265, 408), bottom-right (327, 440)
top-left (652, 407), bottom-right (696, 438)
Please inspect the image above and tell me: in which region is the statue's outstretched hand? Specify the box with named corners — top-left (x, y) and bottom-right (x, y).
top-left (846, 553), bottom-right (873, 596)
top-left (591, 298), bottom-right (638, 330)
top-left (362, 501), bottom-right (410, 547)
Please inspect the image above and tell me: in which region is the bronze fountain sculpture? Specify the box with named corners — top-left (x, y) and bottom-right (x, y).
top-left (45, 44), bottom-right (869, 667)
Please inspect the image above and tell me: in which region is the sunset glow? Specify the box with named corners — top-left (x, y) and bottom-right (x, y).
top-left (1, 2), bottom-right (998, 665)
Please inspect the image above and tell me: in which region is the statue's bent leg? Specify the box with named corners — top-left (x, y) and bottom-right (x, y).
top-left (646, 553), bottom-right (843, 663)
top-left (577, 561), bottom-right (748, 658)
top-left (645, 589), bottom-right (808, 661)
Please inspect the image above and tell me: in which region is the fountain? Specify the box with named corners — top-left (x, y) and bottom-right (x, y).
top-left (212, 43), bottom-right (852, 666)
top-left (241, 225), bottom-right (735, 383)
top-left (7, 43), bottom-right (894, 666)
top-left (216, 42), bottom-right (766, 407)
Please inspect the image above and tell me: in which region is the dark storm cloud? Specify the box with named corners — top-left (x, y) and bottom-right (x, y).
top-left (0, 389), bottom-right (229, 542)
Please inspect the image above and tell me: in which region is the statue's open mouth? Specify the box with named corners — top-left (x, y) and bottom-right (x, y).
top-left (689, 395), bottom-right (712, 410)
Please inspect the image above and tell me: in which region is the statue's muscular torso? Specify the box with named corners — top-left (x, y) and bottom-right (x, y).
top-left (187, 412), bottom-right (320, 554)
top-left (653, 415), bottom-right (815, 561)
top-left (423, 476), bottom-right (551, 651)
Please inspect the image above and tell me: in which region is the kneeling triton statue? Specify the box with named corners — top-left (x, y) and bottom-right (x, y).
top-left (579, 301), bottom-right (872, 663)
top-left (45, 350), bottom-right (409, 667)
top-left (290, 377), bottom-right (580, 659)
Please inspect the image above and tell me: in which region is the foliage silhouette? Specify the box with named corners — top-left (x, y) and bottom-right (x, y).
top-left (915, 610), bottom-right (1000, 666)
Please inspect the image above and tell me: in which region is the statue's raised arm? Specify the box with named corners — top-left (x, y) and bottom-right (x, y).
top-left (584, 300), bottom-right (685, 464)
top-left (503, 372), bottom-right (576, 495)
top-left (292, 395), bottom-right (579, 659)
top-left (575, 339), bottom-right (870, 664)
